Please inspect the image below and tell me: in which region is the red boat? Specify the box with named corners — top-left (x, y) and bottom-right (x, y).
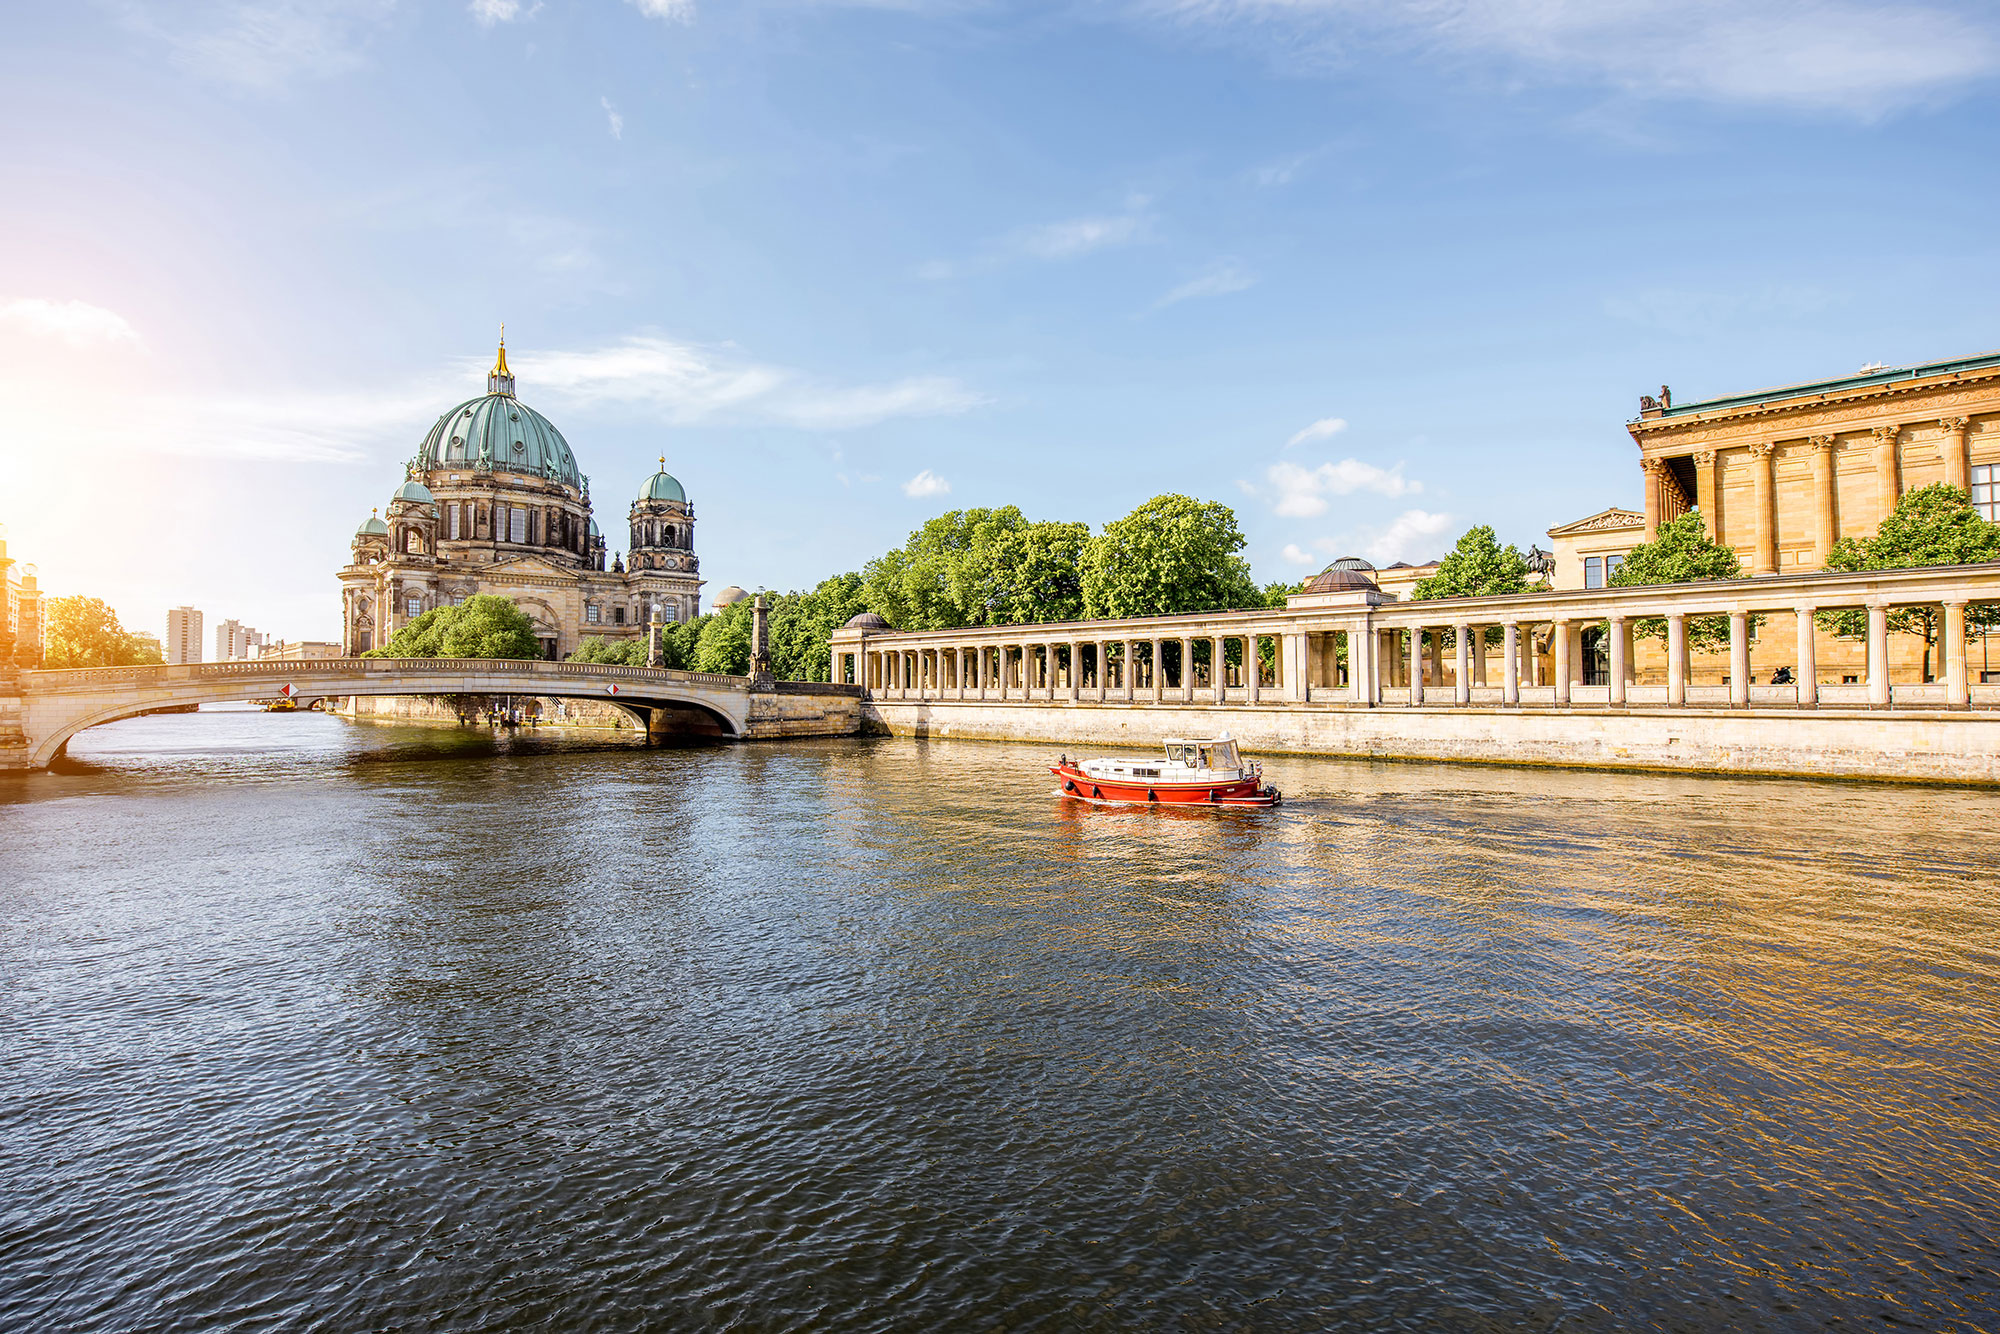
top-left (1051, 734), bottom-right (1281, 808)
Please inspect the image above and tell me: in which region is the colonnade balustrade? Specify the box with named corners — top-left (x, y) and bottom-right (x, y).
top-left (829, 564), bottom-right (2000, 713)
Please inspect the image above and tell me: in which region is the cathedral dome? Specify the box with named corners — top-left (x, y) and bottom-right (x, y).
top-left (638, 462), bottom-right (686, 504)
top-left (356, 511), bottom-right (388, 537)
top-left (844, 611), bottom-right (892, 630)
top-left (394, 479), bottom-right (435, 504)
top-left (416, 360), bottom-right (581, 488)
top-left (713, 585), bottom-right (748, 608)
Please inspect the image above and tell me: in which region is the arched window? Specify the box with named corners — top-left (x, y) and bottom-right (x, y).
top-left (404, 528), bottom-right (423, 555)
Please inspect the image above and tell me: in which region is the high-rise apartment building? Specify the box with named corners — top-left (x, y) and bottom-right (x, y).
top-left (214, 619), bottom-right (260, 661)
top-left (166, 607), bottom-right (203, 664)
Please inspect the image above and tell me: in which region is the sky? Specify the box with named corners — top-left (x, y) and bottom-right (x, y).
top-left (4, 0), bottom-right (2000, 643)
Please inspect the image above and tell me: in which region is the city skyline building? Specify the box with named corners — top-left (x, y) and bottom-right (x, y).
top-left (166, 607), bottom-right (203, 665)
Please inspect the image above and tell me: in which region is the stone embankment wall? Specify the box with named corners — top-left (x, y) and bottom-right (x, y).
top-left (744, 687), bottom-right (864, 739)
top-left (337, 695), bottom-right (641, 731)
top-left (863, 701), bottom-right (2000, 785)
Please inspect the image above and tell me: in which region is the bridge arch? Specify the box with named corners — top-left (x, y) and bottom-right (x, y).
top-left (21, 661), bottom-right (755, 768)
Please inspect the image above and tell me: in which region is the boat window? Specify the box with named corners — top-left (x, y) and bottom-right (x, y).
top-left (1133, 767), bottom-right (1160, 778)
top-left (1213, 739), bottom-right (1241, 768)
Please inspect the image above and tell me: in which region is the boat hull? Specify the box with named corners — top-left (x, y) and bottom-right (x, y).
top-left (1050, 763), bottom-right (1280, 808)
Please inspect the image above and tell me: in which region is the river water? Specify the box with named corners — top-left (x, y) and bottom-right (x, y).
top-left (3, 708), bottom-right (1998, 1332)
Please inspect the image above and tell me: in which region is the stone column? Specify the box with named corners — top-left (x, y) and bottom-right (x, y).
top-left (1552, 620), bottom-right (1571, 705)
top-left (1454, 624), bottom-right (1471, 704)
top-left (1729, 611), bottom-right (1750, 707)
top-left (1095, 641), bottom-right (1108, 703)
top-left (1069, 641), bottom-right (1082, 702)
top-left (1245, 637), bottom-right (1261, 705)
top-left (1641, 458), bottom-right (1664, 538)
top-left (998, 646), bottom-right (1010, 700)
top-left (1123, 640), bottom-right (1136, 702)
top-left (1212, 636), bottom-right (1227, 704)
top-left (1149, 638), bottom-right (1163, 703)
top-left (1502, 623), bottom-right (1520, 706)
top-left (1608, 617), bottom-right (1627, 706)
top-left (1179, 637), bottom-right (1195, 703)
top-left (1940, 417), bottom-right (1971, 492)
top-left (1873, 424), bottom-right (1901, 522)
top-left (1667, 614), bottom-right (1687, 707)
top-left (1944, 601), bottom-right (1969, 707)
top-left (1749, 442), bottom-right (1777, 574)
top-left (1795, 608), bottom-right (1817, 707)
top-left (1407, 628), bottom-right (1425, 706)
top-left (1809, 435), bottom-right (1837, 563)
top-left (1693, 450), bottom-right (1719, 540)
top-left (1867, 604), bottom-right (1890, 707)
top-left (830, 646), bottom-right (840, 685)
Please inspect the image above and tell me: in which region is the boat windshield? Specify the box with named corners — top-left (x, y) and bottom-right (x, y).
top-left (1210, 739), bottom-right (1241, 769)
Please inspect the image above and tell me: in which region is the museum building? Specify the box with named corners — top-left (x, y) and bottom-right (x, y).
top-left (338, 340), bottom-right (703, 659)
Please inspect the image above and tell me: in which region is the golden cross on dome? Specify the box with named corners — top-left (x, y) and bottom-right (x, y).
top-left (658, 456), bottom-right (666, 469)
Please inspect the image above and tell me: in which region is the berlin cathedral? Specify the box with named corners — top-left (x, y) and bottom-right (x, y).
top-left (339, 339), bottom-right (703, 658)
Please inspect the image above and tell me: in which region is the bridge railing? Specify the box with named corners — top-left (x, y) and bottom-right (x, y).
top-left (23, 657), bottom-right (755, 692)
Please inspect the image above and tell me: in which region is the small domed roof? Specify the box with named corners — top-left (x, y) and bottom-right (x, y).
top-left (394, 478), bottom-right (435, 504)
top-left (638, 457), bottom-right (686, 504)
top-left (355, 511), bottom-right (388, 538)
top-left (713, 585), bottom-right (748, 608)
top-left (844, 611), bottom-right (892, 631)
top-left (1303, 562), bottom-right (1378, 594)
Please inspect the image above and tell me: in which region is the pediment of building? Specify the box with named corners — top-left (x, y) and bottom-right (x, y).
top-left (1546, 507), bottom-right (1644, 537)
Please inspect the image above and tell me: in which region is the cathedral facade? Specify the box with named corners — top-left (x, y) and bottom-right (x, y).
top-left (339, 341), bottom-right (703, 659)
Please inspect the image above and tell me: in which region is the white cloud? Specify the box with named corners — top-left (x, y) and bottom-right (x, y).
top-left (146, 0), bottom-right (394, 93)
top-left (627, 0), bottom-right (696, 21)
top-left (469, 0), bottom-right (523, 25)
top-left (601, 97), bottom-right (624, 140)
top-left (1264, 458), bottom-right (1417, 517)
top-left (1285, 416), bottom-right (1347, 448)
top-left (0, 298), bottom-right (143, 348)
top-left (1155, 261), bottom-right (1257, 308)
top-left (924, 197), bottom-right (1154, 278)
top-left (520, 334), bottom-right (987, 430)
top-left (1364, 508), bottom-right (1454, 565)
top-left (1019, 212), bottom-right (1145, 259)
top-left (902, 469), bottom-right (951, 498)
top-left (1281, 542), bottom-right (1318, 565)
top-left (1146, 0), bottom-right (2000, 116)
top-left (1251, 151), bottom-right (1312, 186)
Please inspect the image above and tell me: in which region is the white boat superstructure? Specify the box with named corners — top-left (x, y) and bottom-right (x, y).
top-left (1073, 735), bottom-right (1257, 785)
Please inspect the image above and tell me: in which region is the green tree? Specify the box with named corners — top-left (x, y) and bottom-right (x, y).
top-left (568, 635), bottom-right (645, 666)
top-left (1607, 511), bottom-right (1745, 651)
top-left (366, 594), bottom-right (540, 659)
top-left (42, 595), bottom-right (161, 668)
top-left (1818, 483), bottom-right (2000, 679)
top-left (695, 599), bottom-right (753, 674)
top-left (769, 573), bottom-right (870, 681)
top-left (1412, 525), bottom-right (1531, 647)
top-left (1413, 525), bottom-right (1531, 600)
top-left (1079, 494), bottom-right (1261, 619)
top-left (1260, 579), bottom-right (1302, 607)
top-left (989, 520), bottom-right (1090, 623)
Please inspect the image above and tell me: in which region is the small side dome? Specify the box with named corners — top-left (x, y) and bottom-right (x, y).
top-left (394, 479), bottom-right (435, 504)
top-left (1303, 562), bottom-right (1377, 594)
top-left (355, 510), bottom-right (389, 538)
top-left (638, 457), bottom-right (687, 504)
top-left (844, 611), bottom-right (893, 631)
top-left (713, 585), bottom-right (748, 609)
top-left (588, 518), bottom-right (601, 537)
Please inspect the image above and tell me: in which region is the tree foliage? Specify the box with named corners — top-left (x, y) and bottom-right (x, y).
top-left (1817, 484), bottom-right (2000, 674)
top-left (366, 594), bottom-right (540, 660)
top-left (1413, 525), bottom-right (1531, 601)
top-left (1079, 494), bottom-right (1260, 619)
top-left (41, 595), bottom-right (162, 668)
top-left (1607, 511), bottom-right (1745, 651)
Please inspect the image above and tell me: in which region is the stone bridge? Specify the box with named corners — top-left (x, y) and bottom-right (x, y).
top-left (0, 657), bottom-right (864, 770)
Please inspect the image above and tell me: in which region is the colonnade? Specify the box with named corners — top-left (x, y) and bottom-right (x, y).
top-left (831, 565), bottom-right (2000, 713)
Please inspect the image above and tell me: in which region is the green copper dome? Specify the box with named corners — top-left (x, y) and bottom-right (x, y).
top-left (638, 463), bottom-right (686, 504)
top-left (394, 479), bottom-right (435, 504)
top-left (356, 513), bottom-right (388, 537)
top-left (417, 392), bottom-right (582, 489)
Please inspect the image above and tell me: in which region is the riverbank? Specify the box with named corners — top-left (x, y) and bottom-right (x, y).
top-left (864, 698), bottom-right (2000, 785)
